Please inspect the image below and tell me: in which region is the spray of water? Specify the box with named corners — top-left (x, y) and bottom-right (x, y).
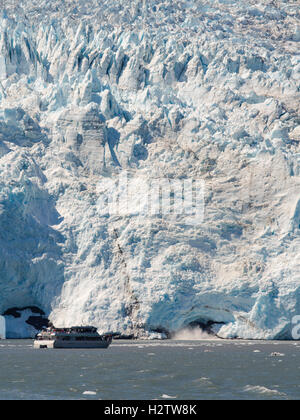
top-left (172, 326), bottom-right (218, 340)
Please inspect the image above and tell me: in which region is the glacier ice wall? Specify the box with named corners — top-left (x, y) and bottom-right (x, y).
top-left (0, 0), bottom-right (300, 338)
top-left (0, 315), bottom-right (5, 338)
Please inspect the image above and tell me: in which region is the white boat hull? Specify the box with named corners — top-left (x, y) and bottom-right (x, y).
top-left (34, 339), bottom-right (111, 349)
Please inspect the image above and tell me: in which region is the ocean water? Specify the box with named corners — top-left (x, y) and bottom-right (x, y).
top-left (0, 339), bottom-right (300, 400)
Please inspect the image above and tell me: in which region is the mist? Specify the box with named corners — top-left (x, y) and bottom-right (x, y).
top-left (172, 326), bottom-right (219, 340)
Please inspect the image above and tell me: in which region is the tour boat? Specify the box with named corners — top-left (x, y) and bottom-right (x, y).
top-left (34, 326), bottom-right (112, 349)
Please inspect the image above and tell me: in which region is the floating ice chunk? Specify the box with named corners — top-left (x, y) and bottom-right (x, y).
top-left (270, 352), bottom-right (285, 357)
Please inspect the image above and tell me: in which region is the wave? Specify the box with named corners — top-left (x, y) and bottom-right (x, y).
top-left (242, 385), bottom-right (286, 398)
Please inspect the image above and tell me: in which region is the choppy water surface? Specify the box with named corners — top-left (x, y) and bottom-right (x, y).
top-left (0, 340), bottom-right (300, 400)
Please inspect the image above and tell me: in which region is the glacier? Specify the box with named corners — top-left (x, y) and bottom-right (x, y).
top-left (0, 0), bottom-right (299, 339)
